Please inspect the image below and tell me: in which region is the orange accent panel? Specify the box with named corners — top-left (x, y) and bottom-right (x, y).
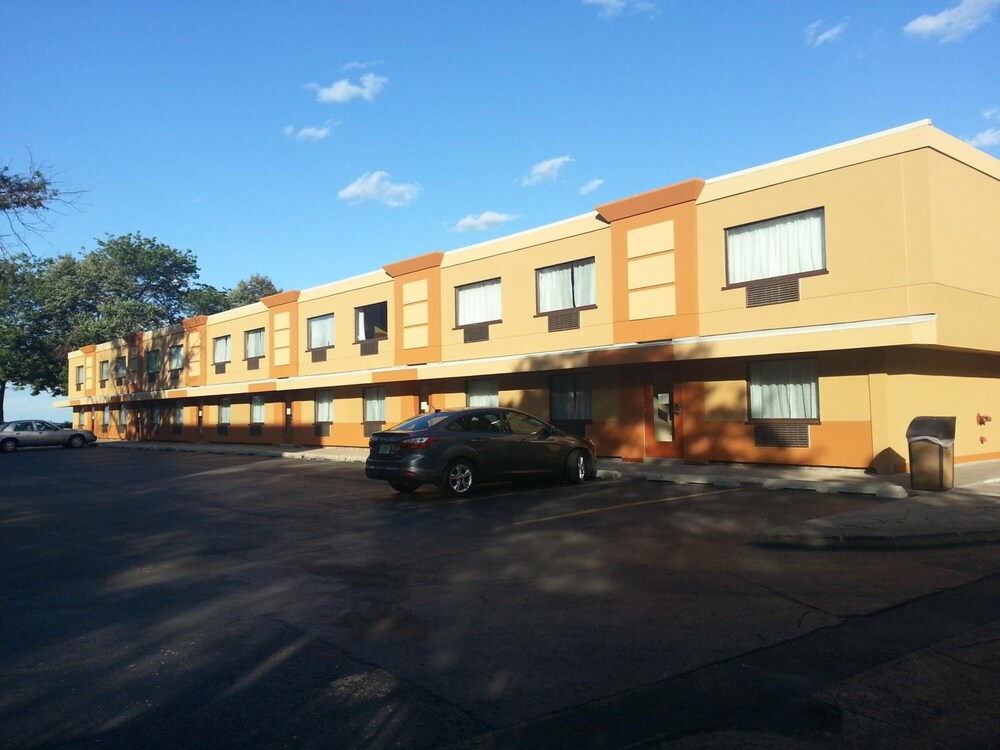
top-left (596, 178), bottom-right (704, 222)
top-left (262, 290), bottom-right (301, 308)
top-left (183, 315), bottom-right (207, 331)
top-left (383, 251), bottom-right (444, 278)
top-left (268, 298), bottom-right (300, 379)
top-left (248, 382), bottom-right (276, 393)
top-left (80, 344), bottom-right (97, 355)
top-left (393, 266), bottom-right (442, 367)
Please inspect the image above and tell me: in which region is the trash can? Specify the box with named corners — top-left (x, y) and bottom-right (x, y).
top-left (906, 416), bottom-right (957, 491)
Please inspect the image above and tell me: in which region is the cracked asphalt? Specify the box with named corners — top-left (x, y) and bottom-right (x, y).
top-left (2, 449), bottom-right (998, 749)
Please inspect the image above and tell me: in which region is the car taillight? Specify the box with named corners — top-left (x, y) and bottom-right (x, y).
top-left (400, 436), bottom-right (438, 449)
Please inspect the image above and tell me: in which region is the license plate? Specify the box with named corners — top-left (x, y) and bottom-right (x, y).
top-left (379, 443), bottom-right (394, 455)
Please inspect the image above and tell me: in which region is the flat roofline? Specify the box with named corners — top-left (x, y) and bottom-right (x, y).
top-left (704, 119), bottom-right (933, 185)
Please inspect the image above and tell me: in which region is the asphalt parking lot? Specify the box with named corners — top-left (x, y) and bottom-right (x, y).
top-left (2, 448), bottom-right (999, 749)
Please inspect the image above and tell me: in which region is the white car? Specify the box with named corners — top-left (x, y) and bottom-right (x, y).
top-left (0, 420), bottom-right (98, 453)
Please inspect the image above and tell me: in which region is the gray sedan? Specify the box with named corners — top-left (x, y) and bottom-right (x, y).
top-left (0, 420), bottom-right (98, 453)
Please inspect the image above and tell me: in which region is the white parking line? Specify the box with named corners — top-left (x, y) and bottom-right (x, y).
top-left (510, 487), bottom-right (741, 526)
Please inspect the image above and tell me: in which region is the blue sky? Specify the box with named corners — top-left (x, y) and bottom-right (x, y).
top-left (3, 0), bottom-right (999, 421)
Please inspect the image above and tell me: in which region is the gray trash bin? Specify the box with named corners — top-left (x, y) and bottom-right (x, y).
top-left (906, 416), bottom-right (956, 491)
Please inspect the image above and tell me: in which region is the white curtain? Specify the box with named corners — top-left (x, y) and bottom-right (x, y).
top-left (364, 387), bottom-right (386, 422)
top-left (173, 402), bottom-right (184, 425)
top-left (246, 330), bottom-right (265, 358)
top-left (214, 336), bottom-right (231, 363)
top-left (538, 259), bottom-right (595, 313)
top-left (467, 379), bottom-right (499, 407)
top-left (551, 373), bottom-right (591, 420)
top-left (251, 395), bottom-right (265, 423)
top-left (749, 359), bottom-right (818, 419)
top-left (169, 346), bottom-right (184, 370)
top-left (310, 315), bottom-right (334, 348)
top-left (315, 391), bottom-right (334, 422)
top-left (219, 398), bottom-right (231, 424)
top-left (727, 209), bottom-right (824, 285)
top-left (457, 280), bottom-right (502, 326)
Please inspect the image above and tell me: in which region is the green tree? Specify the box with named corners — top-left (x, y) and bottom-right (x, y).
top-left (184, 284), bottom-right (231, 316)
top-left (227, 274), bottom-right (280, 307)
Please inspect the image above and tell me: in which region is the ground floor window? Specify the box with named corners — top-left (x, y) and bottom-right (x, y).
top-left (747, 358), bottom-right (819, 421)
top-left (315, 391), bottom-right (334, 423)
top-left (119, 404), bottom-right (127, 429)
top-left (250, 395), bottom-right (265, 424)
top-left (467, 379), bottom-right (499, 408)
top-left (152, 403), bottom-right (161, 428)
top-left (551, 372), bottom-right (592, 421)
top-left (363, 387), bottom-right (386, 436)
top-left (173, 402), bottom-right (184, 425)
top-left (219, 398), bottom-right (231, 425)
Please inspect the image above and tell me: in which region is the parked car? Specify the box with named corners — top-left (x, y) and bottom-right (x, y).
top-left (0, 420), bottom-right (98, 453)
top-left (365, 407), bottom-right (596, 496)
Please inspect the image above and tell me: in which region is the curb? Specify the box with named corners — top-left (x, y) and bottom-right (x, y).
top-left (753, 529), bottom-right (1000, 549)
top-left (639, 473), bottom-right (908, 499)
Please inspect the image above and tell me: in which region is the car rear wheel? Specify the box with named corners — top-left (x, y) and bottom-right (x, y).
top-left (389, 479), bottom-right (421, 494)
top-left (566, 450), bottom-right (587, 484)
top-left (1, 438), bottom-right (18, 454)
top-left (441, 459), bottom-right (475, 498)
top-left (68, 434), bottom-right (86, 449)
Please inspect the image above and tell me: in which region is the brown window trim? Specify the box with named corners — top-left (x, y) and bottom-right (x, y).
top-left (534, 257), bottom-right (596, 315)
top-left (306, 345), bottom-right (335, 352)
top-left (453, 319), bottom-right (502, 331)
top-left (354, 334), bottom-right (388, 345)
top-left (746, 418), bottom-right (821, 426)
top-left (242, 355), bottom-right (266, 362)
top-left (722, 268), bottom-right (828, 291)
top-left (533, 304), bottom-right (597, 319)
top-left (744, 356), bottom-right (821, 423)
top-left (454, 277), bottom-right (502, 328)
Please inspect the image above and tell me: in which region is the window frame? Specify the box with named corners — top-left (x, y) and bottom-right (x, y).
top-left (173, 401), bottom-right (184, 425)
top-left (307, 313), bottom-right (336, 351)
top-left (244, 328), bottom-right (266, 361)
top-left (114, 356), bottom-right (127, 378)
top-left (454, 277), bottom-right (503, 329)
top-left (354, 302), bottom-right (389, 343)
top-left (466, 378), bottom-right (500, 408)
top-left (99, 360), bottom-right (110, 383)
top-left (213, 335), bottom-right (232, 364)
top-left (146, 349), bottom-right (162, 374)
top-left (535, 257), bottom-right (597, 316)
top-left (314, 390), bottom-right (334, 424)
top-left (723, 207), bottom-right (828, 290)
top-left (250, 394), bottom-right (266, 425)
top-left (363, 386), bottom-right (387, 423)
top-left (75, 365), bottom-right (85, 386)
top-left (219, 397), bottom-right (232, 425)
top-left (550, 372), bottom-right (593, 423)
top-left (168, 344), bottom-right (184, 372)
top-left (745, 357), bottom-right (821, 424)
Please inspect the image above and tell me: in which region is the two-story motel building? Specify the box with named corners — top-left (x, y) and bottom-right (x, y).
top-left (59, 121), bottom-right (1000, 473)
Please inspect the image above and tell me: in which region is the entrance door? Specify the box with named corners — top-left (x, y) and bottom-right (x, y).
top-left (645, 379), bottom-right (683, 459)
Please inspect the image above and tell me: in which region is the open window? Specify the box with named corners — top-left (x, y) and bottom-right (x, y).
top-left (356, 302), bottom-right (388, 356)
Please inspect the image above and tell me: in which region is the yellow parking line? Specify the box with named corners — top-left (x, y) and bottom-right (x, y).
top-left (511, 487), bottom-right (741, 526)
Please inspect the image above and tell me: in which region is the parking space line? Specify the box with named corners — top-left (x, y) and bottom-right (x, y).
top-left (399, 481), bottom-right (614, 509)
top-left (510, 487), bottom-right (741, 526)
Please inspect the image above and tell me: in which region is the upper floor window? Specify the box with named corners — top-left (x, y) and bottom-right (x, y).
top-left (75, 365), bottom-right (84, 386)
top-left (456, 279), bottom-right (502, 327)
top-left (747, 358), bottom-right (818, 422)
top-left (168, 345), bottom-right (184, 371)
top-left (99, 360), bottom-right (110, 383)
top-left (725, 208), bottom-right (825, 287)
top-left (308, 313), bottom-right (335, 350)
top-left (245, 328), bottom-right (265, 360)
top-left (537, 258), bottom-right (596, 314)
top-left (146, 349), bottom-right (162, 374)
top-left (355, 302), bottom-right (388, 342)
top-left (114, 356), bottom-right (127, 378)
top-left (213, 335), bottom-right (232, 364)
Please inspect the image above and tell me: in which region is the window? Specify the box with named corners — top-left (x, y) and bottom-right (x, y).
top-left (250, 395), bottom-right (265, 424)
top-left (219, 398), bottom-right (231, 425)
top-left (551, 372), bottom-right (592, 421)
top-left (355, 302), bottom-right (388, 342)
top-left (537, 258), bottom-right (596, 314)
top-left (308, 314), bottom-right (335, 350)
top-left (169, 345), bottom-right (184, 371)
top-left (245, 329), bottom-right (265, 359)
top-left (213, 335), bottom-right (232, 363)
top-left (456, 279), bottom-right (502, 326)
top-left (119, 404), bottom-right (127, 427)
top-left (75, 365), bottom-right (85, 387)
top-left (102, 405), bottom-right (110, 425)
top-left (363, 387), bottom-right (386, 422)
top-left (115, 357), bottom-right (127, 378)
top-left (173, 402), bottom-right (184, 425)
top-left (315, 391), bottom-right (334, 423)
top-left (726, 208), bottom-right (825, 286)
top-left (152, 402), bottom-right (161, 428)
top-left (146, 349), bottom-right (162, 374)
top-left (747, 359), bottom-right (819, 421)
top-left (467, 379), bottom-right (499, 408)
top-left (99, 360), bottom-right (110, 384)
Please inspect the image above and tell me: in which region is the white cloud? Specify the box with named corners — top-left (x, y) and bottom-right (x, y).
top-left (337, 171), bottom-right (422, 207)
top-left (343, 60), bottom-right (382, 71)
top-left (522, 155), bottom-right (574, 186)
top-left (308, 73), bottom-right (388, 103)
top-left (983, 106), bottom-right (1000, 121)
top-left (582, 0), bottom-right (657, 18)
top-left (579, 178), bottom-right (605, 195)
top-left (904, 0), bottom-right (1000, 42)
top-left (283, 122), bottom-right (334, 141)
top-left (451, 211), bottom-right (520, 233)
top-left (804, 20), bottom-right (848, 47)
top-left (966, 127), bottom-right (1000, 148)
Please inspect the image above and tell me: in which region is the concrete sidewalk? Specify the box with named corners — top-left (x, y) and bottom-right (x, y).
top-left (98, 440), bottom-right (1000, 549)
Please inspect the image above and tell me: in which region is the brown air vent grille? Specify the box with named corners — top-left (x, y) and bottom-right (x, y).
top-left (548, 309), bottom-right (580, 332)
top-left (747, 278), bottom-right (800, 307)
top-left (754, 423), bottom-right (809, 448)
top-left (464, 323), bottom-right (490, 343)
top-left (311, 348), bottom-right (328, 363)
top-left (314, 423), bottom-right (331, 437)
top-left (360, 340), bottom-right (379, 357)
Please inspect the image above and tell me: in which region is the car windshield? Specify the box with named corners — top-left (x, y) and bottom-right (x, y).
top-left (390, 413), bottom-right (451, 431)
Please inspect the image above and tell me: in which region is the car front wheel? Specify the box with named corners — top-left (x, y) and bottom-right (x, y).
top-left (441, 459), bottom-right (475, 498)
top-left (1, 438), bottom-right (18, 454)
top-left (566, 450), bottom-right (586, 484)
